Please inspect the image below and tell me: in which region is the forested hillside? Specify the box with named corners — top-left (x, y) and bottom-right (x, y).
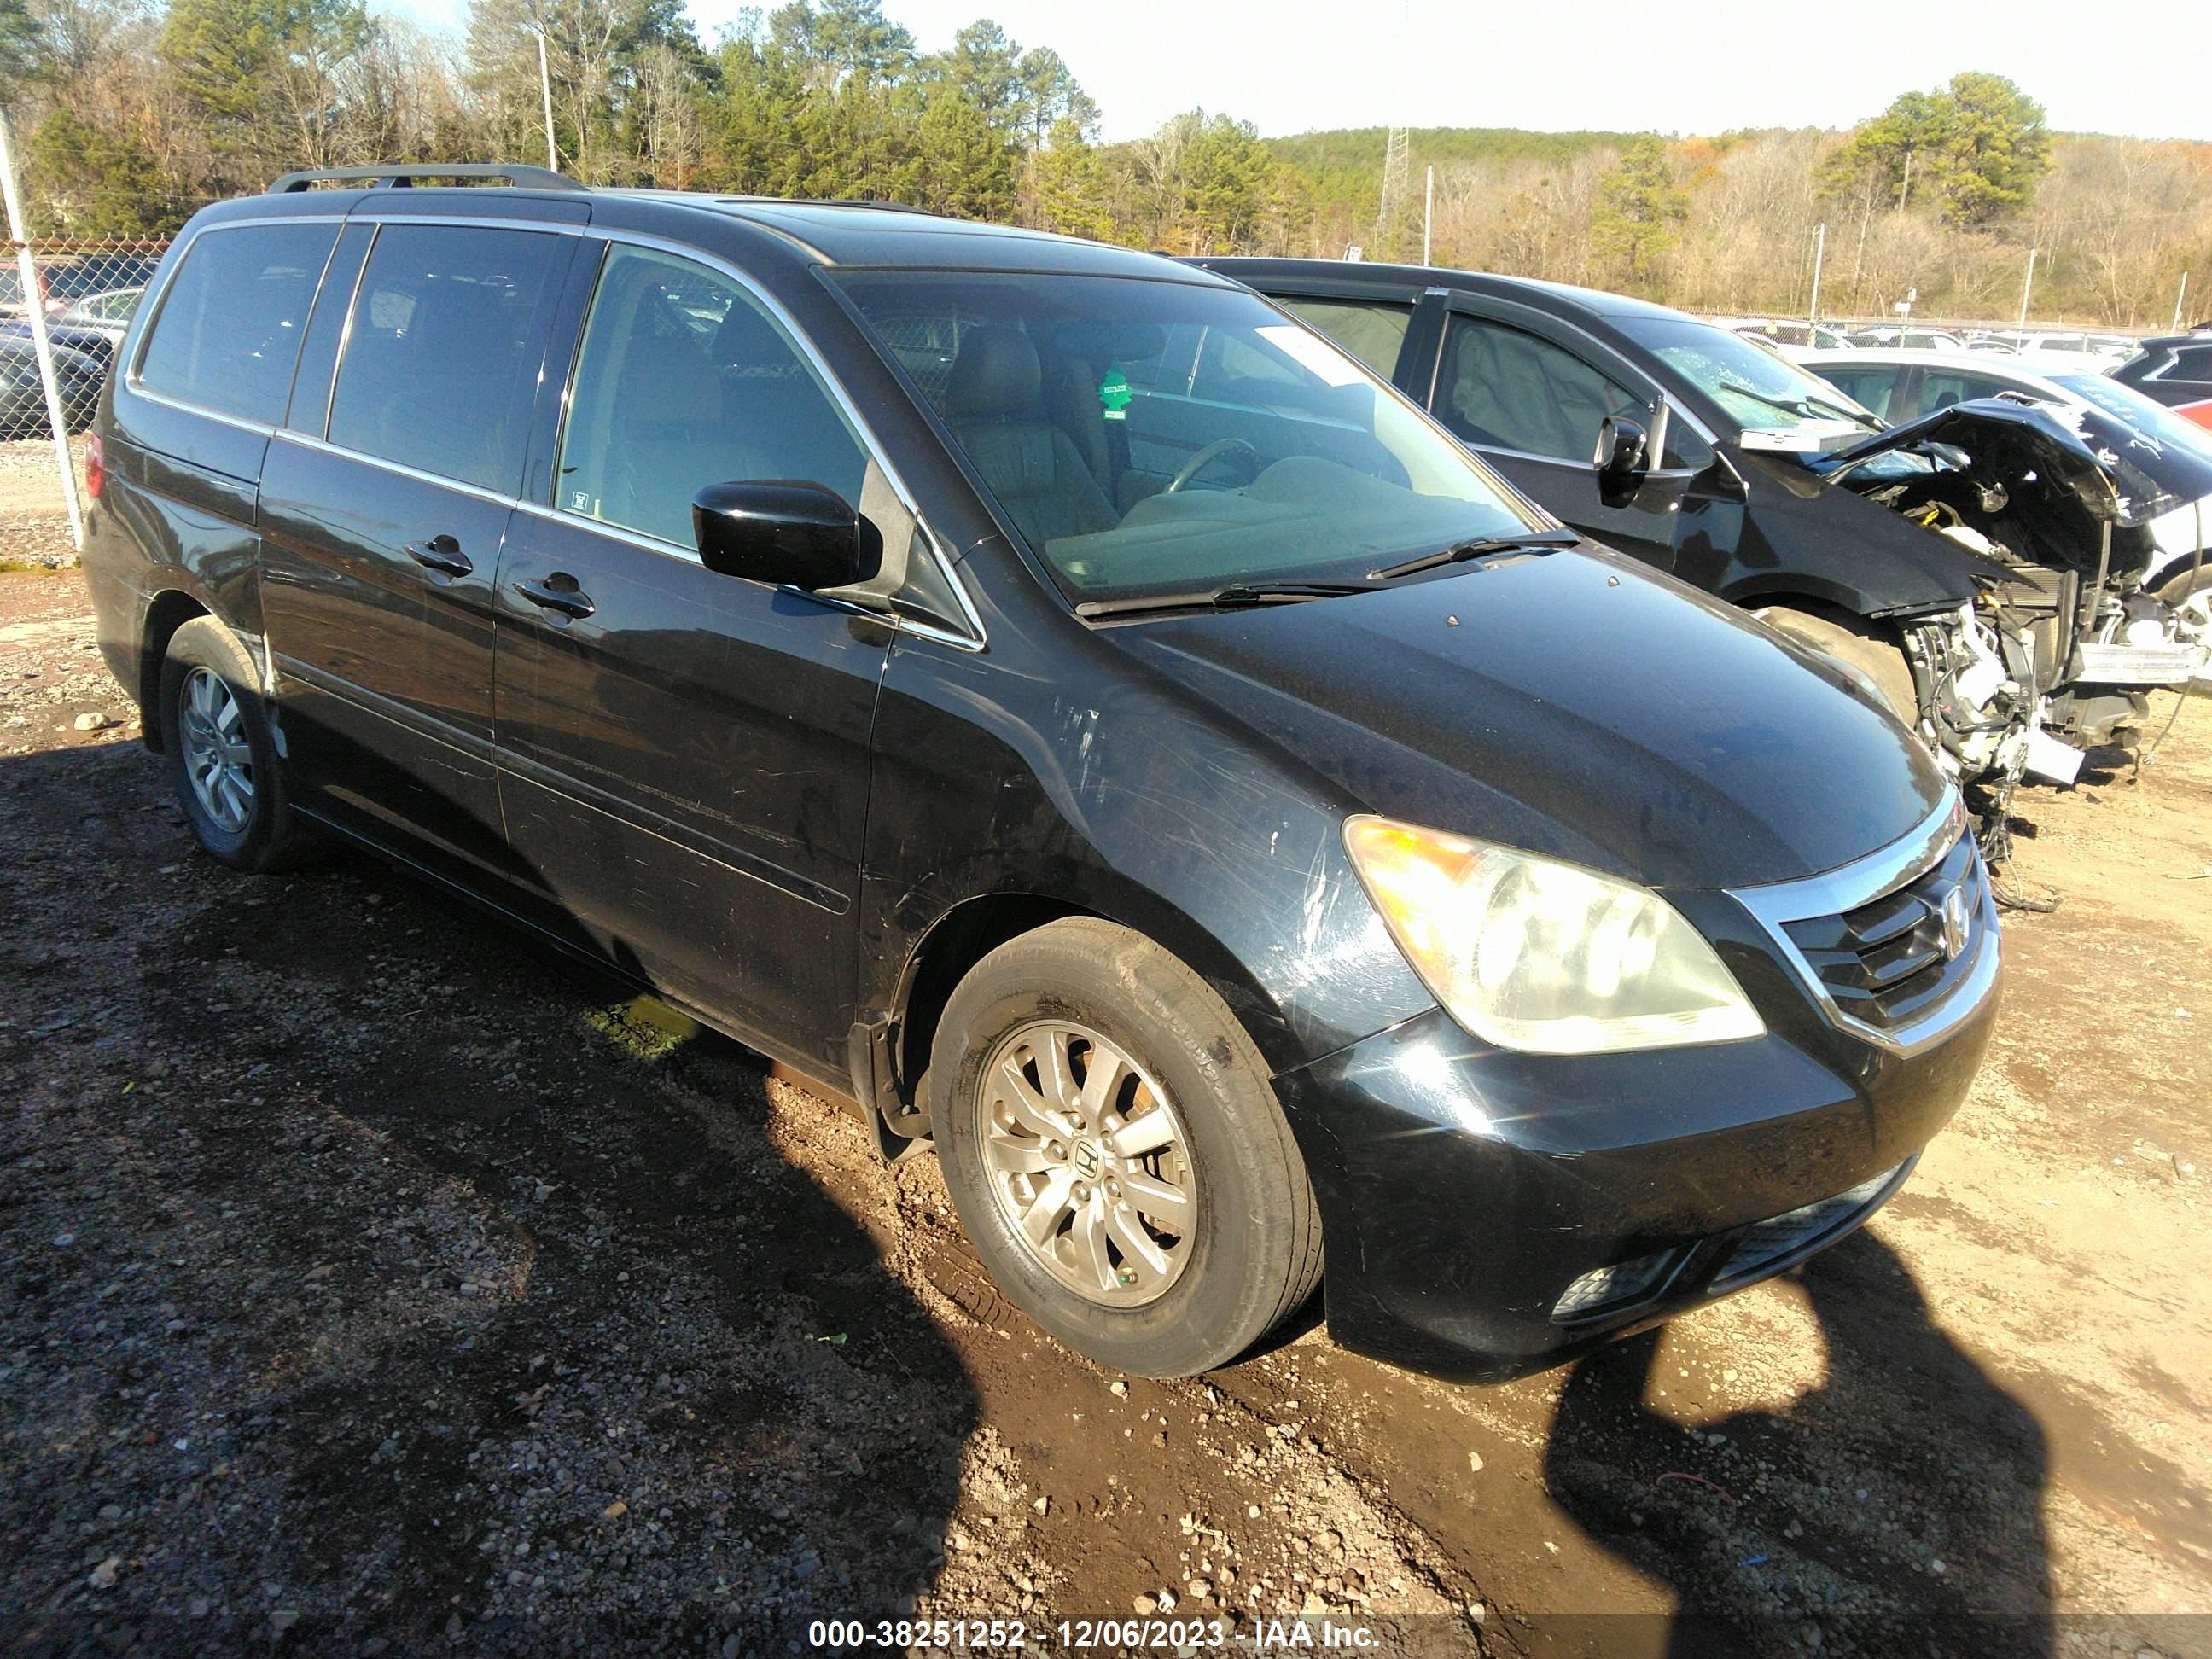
top-left (3, 0), bottom-right (2205, 327)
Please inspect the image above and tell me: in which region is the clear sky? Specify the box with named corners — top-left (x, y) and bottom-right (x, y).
top-left (382, 0), bottom-right (2209, 146)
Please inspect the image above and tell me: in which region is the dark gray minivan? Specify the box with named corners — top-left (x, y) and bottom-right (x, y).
top-left (82, 167), bottom-right (2000, 1382)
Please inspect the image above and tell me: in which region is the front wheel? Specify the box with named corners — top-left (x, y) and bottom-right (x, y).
top-left (1754, 604), bottom-right (1918, 723)
top-left (2157, 565), bottom-right (2211, 655)
top-left (158, 615), bottom-right (316, 872)
top-left (930, 917), bottom-right (1322, 1377)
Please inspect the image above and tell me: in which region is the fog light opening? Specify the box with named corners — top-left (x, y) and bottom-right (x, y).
top-left (1551, 1249), bottom-right (1676, 1324)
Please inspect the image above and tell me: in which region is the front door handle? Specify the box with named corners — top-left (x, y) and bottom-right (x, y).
top-left (512, 575), bottom-right (596, 620)
top-left (405, 535), bottom-right (472, 577)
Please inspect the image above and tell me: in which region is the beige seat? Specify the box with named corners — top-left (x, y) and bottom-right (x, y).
top-left (946, 326), bottom-right (1118, 547)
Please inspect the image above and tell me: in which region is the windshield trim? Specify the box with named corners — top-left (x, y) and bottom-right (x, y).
top-left (823, 267), bottom-right (1561, 620)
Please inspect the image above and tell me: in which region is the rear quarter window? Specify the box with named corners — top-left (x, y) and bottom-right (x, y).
top-left (2168, 346), bottom-right (2212, 387)
top-left (1276, 298), bottom-right (1413, 380)
top-left (136, 223), bottom-right (339, 425)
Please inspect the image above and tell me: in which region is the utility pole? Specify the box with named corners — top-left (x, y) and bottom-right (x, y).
top-left (1422, 166), bottom-right (1433, 265)
top-left (1378, 125), bottom-right (1411, 253)
top-left (1807, 221), bottom-right (1826, 338)
top-left (2176, 271), bottom-right (2191, 333)
top-left (528, 22), bottom-right (559, 173)
top-left (2018, 247), bottom-right (2038, 329)
top-left (0, 111), bottom-right (84, 552)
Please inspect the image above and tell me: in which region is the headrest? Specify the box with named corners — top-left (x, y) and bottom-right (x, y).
top-left (947, 325), bottom-right (1041, 418)
top-left (617, 331), bottom-right (723, 425)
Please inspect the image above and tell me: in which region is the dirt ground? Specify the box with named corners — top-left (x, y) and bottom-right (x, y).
top-left (4, 486), bottom-right (2211, 1656)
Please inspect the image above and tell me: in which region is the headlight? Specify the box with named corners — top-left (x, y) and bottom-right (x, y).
top-left (1343, 815), bottom-right (1765, 1055)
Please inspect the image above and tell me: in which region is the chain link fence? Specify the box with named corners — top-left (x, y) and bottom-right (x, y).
top-left (0, 110), bottom-right (175, 560)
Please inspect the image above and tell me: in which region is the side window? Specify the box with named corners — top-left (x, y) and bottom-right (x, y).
top-left (1816, 364), bottom-right (1901, 421)
top-left (1436, 315), bottom-right (1646, 463)
top-left (2167, 346), bottom-right (2212, 388)
top-left (557, 243), bottom-right (869, 548)
top-left (1276, 298), bottom-right (1414, 380)
top-left (1918, 370), bottom-right (2012, 412)
top-left (326, 224), bottom-right (567, 493)
top-left (1660, 407), bottom-right (1714, 469)
top-left (136, 223), bottom-right (338, 425)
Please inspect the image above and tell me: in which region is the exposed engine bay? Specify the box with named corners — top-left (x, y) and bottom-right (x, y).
top-left (1811, 396), bottom-right (2212, 896)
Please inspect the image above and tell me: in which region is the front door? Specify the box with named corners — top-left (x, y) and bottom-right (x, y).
top-left (259, 219), bottom-right (575, 888)
top-left (1428, 307), bottom-right (1694, 572)
top-left (492, 240), bottom-right (894, 1064)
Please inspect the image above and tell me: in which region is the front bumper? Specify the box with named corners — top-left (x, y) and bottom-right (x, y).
top-left (1271, 805), bottom-right (2002, 1383)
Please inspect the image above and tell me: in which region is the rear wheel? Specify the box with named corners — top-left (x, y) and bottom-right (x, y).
top-left (1754, 604), bottom-right (1918, 722)
top-left (930, 917), bottom-right (1322, 1377)
top-left (158, 616), bottom-right (316, 873)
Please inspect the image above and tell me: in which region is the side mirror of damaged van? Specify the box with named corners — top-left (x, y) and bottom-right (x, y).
top-left (692, 480), bottom-right (865, 591)
top-left (1593, 416), bottom-right (1650, 508)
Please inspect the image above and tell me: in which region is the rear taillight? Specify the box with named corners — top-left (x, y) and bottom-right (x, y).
top-left (84, 431), bottom-right (102, 499)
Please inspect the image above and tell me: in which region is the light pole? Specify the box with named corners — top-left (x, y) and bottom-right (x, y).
top-left (526, 21), bottom-right (558, 173)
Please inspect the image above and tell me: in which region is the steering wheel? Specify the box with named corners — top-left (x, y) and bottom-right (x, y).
top-left (1166, 438), bottom-right (1260, 494)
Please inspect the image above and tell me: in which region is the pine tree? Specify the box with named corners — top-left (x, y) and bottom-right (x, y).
top-left (1591, 134), bottom-right (1688, 282)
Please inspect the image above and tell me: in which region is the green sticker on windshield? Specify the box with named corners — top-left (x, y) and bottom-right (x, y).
top-left (1099, 364), bottom-right (1132, 422)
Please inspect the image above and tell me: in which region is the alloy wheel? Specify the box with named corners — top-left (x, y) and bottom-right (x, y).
top-left (978, 1020), bottom-right (1196, 1307)
top-left (178, 666), bottom-right (255, 835)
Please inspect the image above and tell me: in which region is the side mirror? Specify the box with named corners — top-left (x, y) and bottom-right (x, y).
top-left (1592, 416), bottom-right (1650, 507)
top-left (692, 480), bottom-right (864, 590)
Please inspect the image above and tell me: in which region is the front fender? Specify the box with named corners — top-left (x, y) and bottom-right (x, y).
top-left (859, 633), bottom-right (1434, 1079)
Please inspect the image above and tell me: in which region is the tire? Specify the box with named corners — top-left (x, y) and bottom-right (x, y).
top-left (1754, 603), bottom-right (1918, 722)
top-left (2156, 564), bottom-right (2210, 642)
top-left (930, 917), bottom-right (1322, 1377)
top-left (157, 615), bottom-right (315, 873)
top-left (2155, 564), bottom-right (2210, 607)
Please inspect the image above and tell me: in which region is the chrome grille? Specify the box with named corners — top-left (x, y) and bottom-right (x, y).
top-left (1779, 834), bottom-right (1984, 1033)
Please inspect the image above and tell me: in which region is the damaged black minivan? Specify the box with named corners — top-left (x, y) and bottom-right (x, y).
top-left (87, 171), bottom-right (2000, 1382)
top-left (1199, 259), bottom-right (2212, 831)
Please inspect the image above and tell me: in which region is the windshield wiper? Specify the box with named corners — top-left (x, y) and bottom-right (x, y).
top-left (1718, 379), bottom-right (1883, 432)
top-left (1074, 580), bottom-right (1379, 620)
top-left (1367, 529), bottom-right (1581, 582)
top-left (1797, 391), bottom-right (1885, 430)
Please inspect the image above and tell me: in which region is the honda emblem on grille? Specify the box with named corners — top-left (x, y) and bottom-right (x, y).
top-left (1940, 887), bottom-right (1971, 962)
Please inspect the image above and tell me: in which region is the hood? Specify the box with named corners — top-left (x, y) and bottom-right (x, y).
top-left (1812, 397), bottom-right (2212, 531)
top-left (1727, 448), bottom-right (2010, 614)
top-left (1105, 547), bottom-right (1950, 892)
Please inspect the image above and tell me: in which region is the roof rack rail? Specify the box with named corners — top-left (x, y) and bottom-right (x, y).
top-left (713, 195), bottom-right (931, 215)
top-left (269, 164), bottom-right (587, 195)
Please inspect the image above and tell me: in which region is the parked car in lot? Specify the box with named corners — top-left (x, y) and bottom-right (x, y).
top-left (1196, 258), bottom-right (2212, 804)
top-left (2113, 333), bottom-right (2212, 417)
top-left (1799, 346), bottom-right (2212, 610)
top-left (0, 286), bottom-right (145, 367)
top-left (1725, 318), bottom-right (1853, 351)
top-left (1848, 326), bottom-right (1969, 352)
top-left (0, 335), bottom-right (106, 436)
top-left (0, 255), bottom-right (162, 322)
top-left (84, 166), bottom-right (2006, 1384)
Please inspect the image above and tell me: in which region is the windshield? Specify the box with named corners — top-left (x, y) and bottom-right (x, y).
top-left (2052, 373), bottom-right (2212, 458)
top-left (1617, 316), bottom-right (1879, 432)
top-left (830, 271), bottom-right (1542, 602)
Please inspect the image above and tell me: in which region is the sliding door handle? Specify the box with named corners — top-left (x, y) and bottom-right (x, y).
top-left (512, 576), bottom-right (596, 620)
